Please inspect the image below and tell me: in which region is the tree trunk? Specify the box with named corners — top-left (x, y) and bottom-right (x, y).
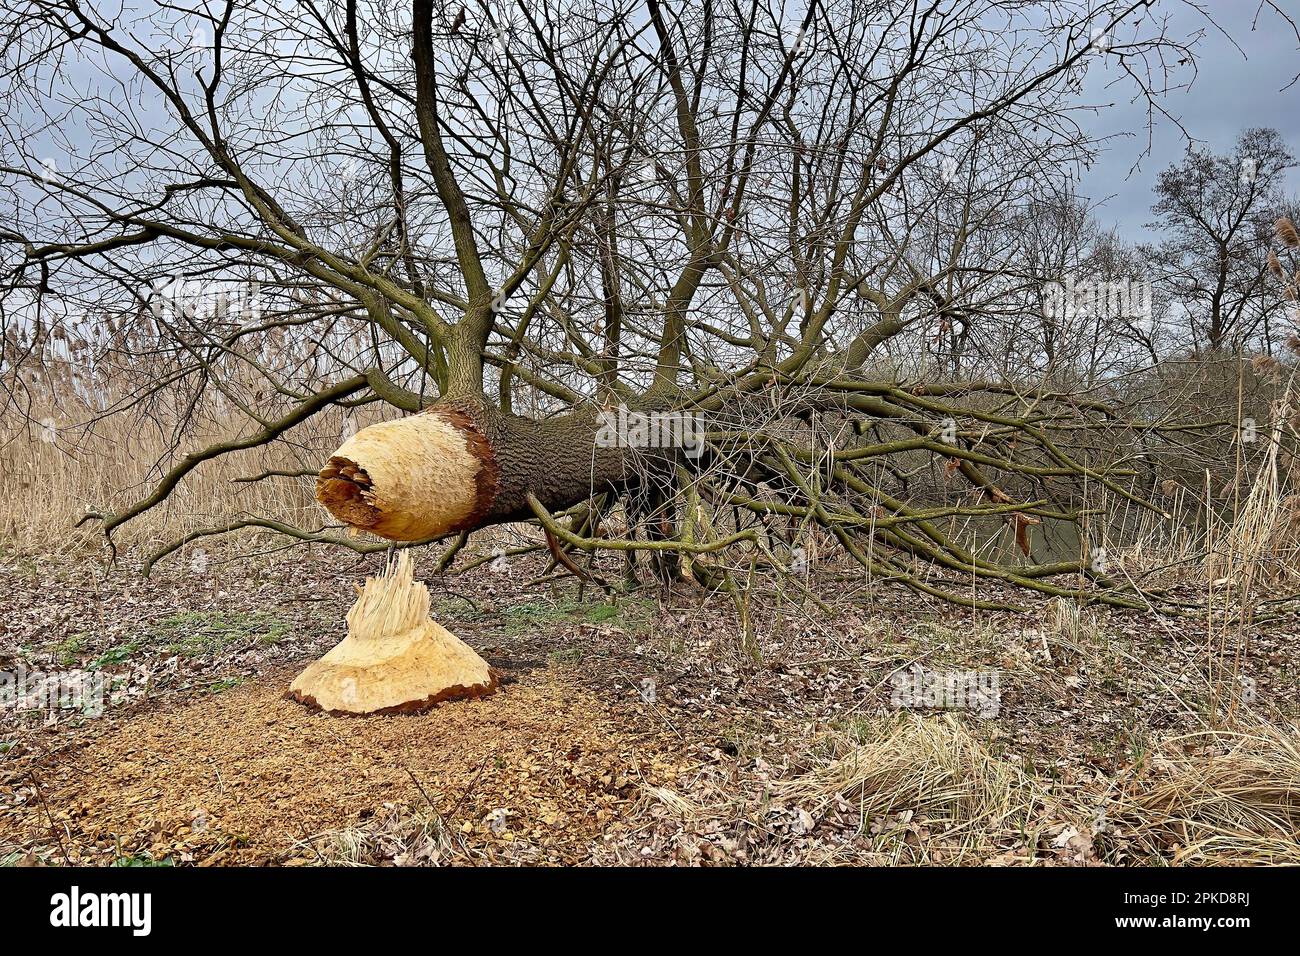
top-left (316, 399), bottom-right (633, 540)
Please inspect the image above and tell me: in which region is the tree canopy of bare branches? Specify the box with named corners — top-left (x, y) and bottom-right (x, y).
top-left (3, 0), bottom-right (1297, 613)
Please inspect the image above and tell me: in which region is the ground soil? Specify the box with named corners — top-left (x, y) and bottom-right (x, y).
top-left (2, 545), bottom-right (1298, 865)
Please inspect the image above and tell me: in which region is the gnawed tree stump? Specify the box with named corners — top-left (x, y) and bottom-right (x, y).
top-left (288, 552), bottom-right (497, 714)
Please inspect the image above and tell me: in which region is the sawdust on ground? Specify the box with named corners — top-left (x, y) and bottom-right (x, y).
top-left (2, 665), bottom-right (690, 865)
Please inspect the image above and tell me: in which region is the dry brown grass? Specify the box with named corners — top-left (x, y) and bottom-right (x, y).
top-left (0, 392), bottom-right (384, 559)
top-left (776, 715), bottom-right (1066, 864)
top-left (1115, 724), bottom-right (1300, 865)
top-left (1110, 397), bottom-right (1300, 599)
top-left (633, 714), bottom-right (1068, 865)
top-left (1045, 595), bottom-right (1104, 645)
top-left (297, 803), bottom-right (462, 866)
top-left (643, 712), bottom-right (1300, 866)
top-left (785, 715), bottom-right (1300, 865)
top-left (1205, 396), bottom-right (1300, 597)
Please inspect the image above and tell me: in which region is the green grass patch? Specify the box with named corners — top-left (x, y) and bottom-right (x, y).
top-left (151, 610), bottom-right (290, 656)
top-left (87, 611), bottom-right (292, 666)
top-left (90, 643), bottom-right (139, 669)
top-left (54, 634), bottom-right (87, 666)
top-left (110, 853), bottom-right (174, 867)
top-left (499, 597), bottom-right (656, 635)
top-left (547, 647), bottom-right (584, 666)
top-left (586, 604), bottom-right (621, 623)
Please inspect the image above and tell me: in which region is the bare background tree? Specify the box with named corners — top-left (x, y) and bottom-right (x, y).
top-left (1144, 128), bottom-right (1295, 354)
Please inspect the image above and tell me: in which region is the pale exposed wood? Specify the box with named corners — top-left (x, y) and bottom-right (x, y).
top-left (316, 412), bottom-right (483, 541)
top-left (289, 552), bottom-right (498, 714)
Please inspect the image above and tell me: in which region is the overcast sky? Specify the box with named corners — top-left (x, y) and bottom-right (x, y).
top-left (1077, 1), bottom-right (1299, 243)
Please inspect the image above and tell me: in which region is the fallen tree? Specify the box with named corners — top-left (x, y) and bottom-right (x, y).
top-left (4, 1), bottom-right (1297, 615)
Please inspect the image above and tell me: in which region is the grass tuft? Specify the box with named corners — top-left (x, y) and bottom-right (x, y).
top-left (1114, 723), bottom-right (1300, 865)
